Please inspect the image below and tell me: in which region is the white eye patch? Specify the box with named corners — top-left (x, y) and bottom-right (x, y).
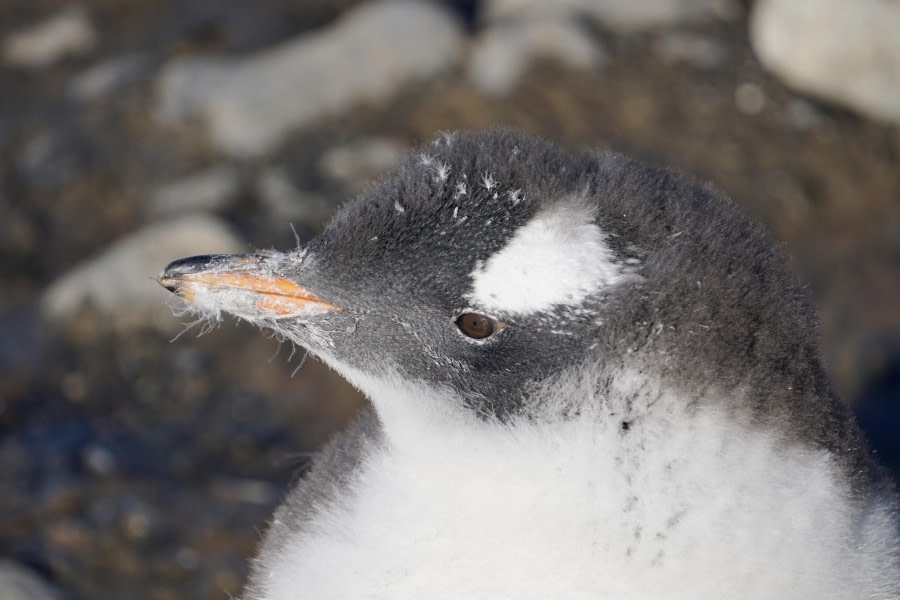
top-left (466, 202), bottom-right (626, 315)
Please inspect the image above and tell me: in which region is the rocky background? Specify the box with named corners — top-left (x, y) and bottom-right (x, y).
top-left (1, 0), bottom-right (899, 598)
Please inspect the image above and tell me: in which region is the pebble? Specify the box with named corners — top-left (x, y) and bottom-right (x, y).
top-left (67, 54), bottom-right (151, 103)
top-left (0, 560), bottom-right (61, 600)
top-left (0, 306), bottom-right (43, 377)
top-left (0, 199), bottom-right (44, 260)
top-left (734, 82), bottom-right (766, 115)
top-left (481, 0), bottom-right (740, 32)
top-left (61, 371), bottom-right (89, 403)
top-left (751, 0), bottom-right (900, 124)
top-left (147, 165), bottom-right (242, 218)
top-left (257, 167), bottom-right (336, 229)
top-left (2, 7), bottom-right (97, 69)
top-left (155, 0), bottom-right (465, 157)
top-left (175, 547), bottom-right (201, 571)
top-left (17, 127), bottom-right (90, 189)
top-left (82, 443), bottom-right (117, 476)
top-left (784, 98), bottom-right (823, 132)
top-left (318, 137), bottom-right (407, 189)
top-left (653, 32), bottom-right (726, 69)
top-left (468, 18), bottom-right (606, 96)
top-left (40, 215), bottom-right (245, 333)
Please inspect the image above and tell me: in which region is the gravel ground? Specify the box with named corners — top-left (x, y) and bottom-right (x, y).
top-left (1, 1), bottom-right (898, 598)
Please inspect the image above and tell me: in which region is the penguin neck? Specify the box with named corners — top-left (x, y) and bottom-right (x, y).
top-left (275, 358), bottom-right (899, 600)
top-left (323, 356), bottom-right (485, 449)
top-left (322, 353), bottom-right (700, 455)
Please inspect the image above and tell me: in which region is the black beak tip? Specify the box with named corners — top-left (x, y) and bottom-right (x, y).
top-left (161, 254), bottom-right (220, 278)
top-left (161, 253), bottom-right (263, 280)
top-left (156, 276), bottom-right (180, 294)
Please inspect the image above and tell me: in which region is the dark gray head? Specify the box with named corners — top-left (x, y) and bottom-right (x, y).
top-left (160, 130), bottom-right (872, 479)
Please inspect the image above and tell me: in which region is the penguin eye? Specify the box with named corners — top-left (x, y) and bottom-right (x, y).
top-left (455, 313), bottom-right (501, 340)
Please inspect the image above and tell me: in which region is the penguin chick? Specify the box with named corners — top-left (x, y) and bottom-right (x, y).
top-left (159, 130), bottom-right (899, 600)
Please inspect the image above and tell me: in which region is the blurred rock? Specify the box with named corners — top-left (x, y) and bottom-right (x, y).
top-left (468, 19), bottom-right (606, 96)
top-left (734, 82), bottom-right (766, 115)
top-left (0, 307), bottom-right (43, 377)
top-left (40, 215), bottom-right (245, 332)
top-left (156, 0), bottom-right (464, 157)
top-left (2, 7), bottom-right (97, 70)
top-left (81, 443), bottom-right (118, 476)
top-left (17, 127), bottom-right (92, 189)
top-left (67, 54), bottom-right (151, 103)
top-left (0, 560), bottom-right (61, 600)
top-left (653, 32), bottom-right (726, 69)
top-left (158, 0), bottom-right (354, 55)
top-left (783, 98), bottom-right (823, 132)
top-left (120, 496), bottom-right (156, 541)
top-left (751, 0), bottom-right (900, 124)
top-left (481, 0), bottom-right (740, 31)
top-left (0, 198), bottom-right (44, 261)
top-left (175, 547), bottom-right (200, 571)
top-left (257, 167), bottom-right (335, 228)
top-left (318, 137), bottom-right (406, 189)
top-left (147, 165), bottom-right (242, 218)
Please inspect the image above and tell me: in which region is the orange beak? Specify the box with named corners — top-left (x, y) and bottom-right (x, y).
top-left (157, 254), bottom-right (338, 318)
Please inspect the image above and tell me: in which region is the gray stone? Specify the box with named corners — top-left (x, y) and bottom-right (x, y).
top-left (481, 0), bottom-right (740, 32)
top-left (147, 165), bottom-right (242, 217)
top-left (17, 127), bottom-right (90, 189)
top-left (41, 215), bottom-right (245, 332)
top-left (734, 82), bottom-right (766, 115)
top-left (784, 98), bottom-right (823, 132)
top-left (2, 7), bottom-right (97, 69)
top-left (0, 560), bottom-right (61, 600)
top-left (751, 0), bottom-right (900, 124)
top-left (468, 19), bottom-right (606, 96)
top-left (67, 54), bottom-right (150, 102)
top-left (155, 0), bottom-right (465, 157)
top-left (82, 443), bottom-right (117, 476)
top-left (654, 32), bottom-right (726, 69)
top-left (257, 167), bottom-right (335, 228)
top-left (318, 137), bottom-right (407, 189)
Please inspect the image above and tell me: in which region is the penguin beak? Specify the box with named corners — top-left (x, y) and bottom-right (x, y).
top-left (157, 254), bottom-right (339, 318)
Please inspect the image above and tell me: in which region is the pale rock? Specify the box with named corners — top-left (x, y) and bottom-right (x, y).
top-left (0, 560), bottom-right (61, 600)
top-left (82, 443), bottom-right (117, 476)
top-left (481, 0), bottom-right (740, 32)
top-left (734, 82), bottom-right (766, 115)
top-left (257, 167), bottom-right (335, 228)
top-left (147, 165), bottom-right (242, 217)
top-left (156, 0), bottom-right (464, 157)
top-left (2, 7), bottom-right (97, 69)
top-left (784, 99), bottom-right (823, 131)
top-left (318, 137), bottom-right (407, 189)
top-left (17, 127), bottom-right (89, 189)
top-left (67, 54), bottom-right (150, 102)
top-left (41, 215), bottom-right (245, 332)
top-left (468, 19), bottom-right (606, 96)
top-left (751, 0), bottom-right (900, 124)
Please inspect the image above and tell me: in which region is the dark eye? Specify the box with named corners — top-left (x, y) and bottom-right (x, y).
top-left (455, 313), bottom-right (500, 340)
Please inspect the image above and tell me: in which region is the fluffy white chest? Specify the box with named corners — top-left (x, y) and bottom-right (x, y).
top-left (260, 408), bottom-right (896, 600)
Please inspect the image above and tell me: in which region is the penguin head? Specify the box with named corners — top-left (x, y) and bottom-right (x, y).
top-left (159, 130), bottom-right (805, 424)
